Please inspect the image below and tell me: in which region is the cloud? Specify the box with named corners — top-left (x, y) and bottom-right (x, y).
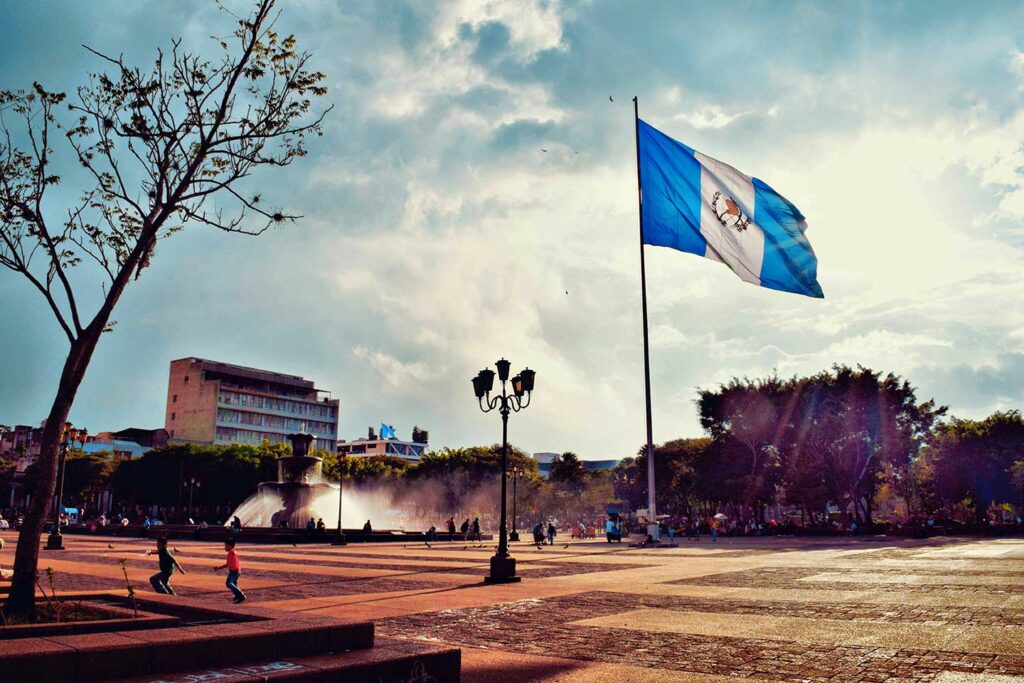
top-left (3, 1), bottom-right (1024, 458)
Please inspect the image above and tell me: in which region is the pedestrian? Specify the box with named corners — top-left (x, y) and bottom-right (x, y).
top-left (447, 516), bottom-right (456, 539)
top-left (577, 520), bottom-right (586, 539)
top-left (605, 518), bottom-right (618, 543)
top-left (471, 517), bottom-right (482, 543)
top-left (460, 518), bottom-right (470, 541)
top-left (425, 525), bottom-right (437, 542)
top-left (533, 521), bottom-right (545, 546)
top-left (711, 516), bottom-right (719, 542)
top-left (213, 538), bottom-right (246, 603)
top-left (148, 537), bottom-right (185, 595)
top-left (363, 519), bottom-right (373, 533)
top-left (306, 517), bottom-right (316, 535)
top-left (316, 518), bottom-right (326, 536)
top-left (546, 521), bottom-right (556, 546)
top-left (0, 538), bottom-right (7, 580)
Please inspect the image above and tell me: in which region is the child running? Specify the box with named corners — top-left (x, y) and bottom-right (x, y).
top-left (213, 538), bottom-right (246, 603)
top-left (148, 537), bottom-right (185, 595)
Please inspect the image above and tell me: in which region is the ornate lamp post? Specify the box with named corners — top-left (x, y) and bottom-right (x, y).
top-left (183, 477), bottom-right (201, 521)
top-left (508, 466), bottom-right (523, 542)
top-left (46, 424), bottom-right (87, 550)
top-left (473, 359), bottom-right (536, 584)
top-left (332, 452), bottom-right (347, 545)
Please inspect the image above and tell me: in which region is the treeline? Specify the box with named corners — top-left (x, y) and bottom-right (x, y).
top-left (611, 365), bottom-right (1024, 527)
top-left (27, 440), bottom-right (609, 525)
top-left (10, 364), bottom-right (1023, 529)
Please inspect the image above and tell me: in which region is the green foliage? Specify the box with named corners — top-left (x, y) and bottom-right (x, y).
top-left (111, 441), bottom-right (283, 510)
top-left (62, 451), bottom-right (114, 505)
top-left (929, 410), bottom-right (1024, 520)
top-left (693, 365), bottom-right (945, 523)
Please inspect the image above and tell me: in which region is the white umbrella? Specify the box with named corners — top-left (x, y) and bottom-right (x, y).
top-left (713, 513), bottom-right (728, 520)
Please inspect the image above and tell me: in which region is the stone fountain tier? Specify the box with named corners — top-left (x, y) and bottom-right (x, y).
top-left (278, 454), bottom-right (323, 484)
top-left (232, 480), bottom-right (339, 529)
top-left (229, 444), bottom-right (341, 529)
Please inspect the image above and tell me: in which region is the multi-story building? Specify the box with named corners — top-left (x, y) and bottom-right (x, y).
top-left (337, 426), bottom-right (427, 461)
top-left (164, 357), bottom-right (339, 452)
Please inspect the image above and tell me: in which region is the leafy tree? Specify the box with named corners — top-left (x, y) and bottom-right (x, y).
top-left (325, 454), bottom-right (411, 484)
top-left (548, 452), bottom-right (589, 495)
top-left (61, 451), bottom-right (113, 509)
top-left (699, 376), bottom-right (790, 518)
top-left (1, 0), bottom-right (328, 618)
top-left (930, 410), bottom-right (1024, 521)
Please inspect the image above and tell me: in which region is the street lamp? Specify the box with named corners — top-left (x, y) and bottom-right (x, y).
top-left (46, 424), bottom-right (87, 550)
top-left (332, 451), bottom-right (347, 545)
top-left (508, 466), bottom-right (524, 542)
top-left (473, 359), bottom-right (535, 584)
top-left (183, 477), bottom-right (201, 521)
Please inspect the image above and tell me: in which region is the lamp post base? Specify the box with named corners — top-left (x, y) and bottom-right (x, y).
top-left (509, 530), bottom-right (520, 542)
top-left (331, 532), bottom-right (347, 546)
top-left (484, 555), bottom-right (521, 584)
top-left (45, 532), bottom-right (65, 550)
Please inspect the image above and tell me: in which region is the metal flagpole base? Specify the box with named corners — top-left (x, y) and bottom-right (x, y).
top-left (331, 532), bottom-right (347, 546)
top-left (484, 555), bottom-right (521, 584)
top-left (45, 532), bottom-right (65, 550)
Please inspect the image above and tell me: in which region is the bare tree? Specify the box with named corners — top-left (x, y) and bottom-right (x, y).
top-left (0, 0), bottom-right (328, 618)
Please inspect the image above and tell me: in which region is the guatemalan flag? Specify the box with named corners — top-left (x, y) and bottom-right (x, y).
top-left (637, 120), bottom-right (823, 298)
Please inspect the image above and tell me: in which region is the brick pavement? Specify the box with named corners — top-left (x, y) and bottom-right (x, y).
top-left (4, 532), bottom-right (1024, 681)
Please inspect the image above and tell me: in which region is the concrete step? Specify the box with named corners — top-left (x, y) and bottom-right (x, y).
top-left (108, 637), bottom-right (460, 682)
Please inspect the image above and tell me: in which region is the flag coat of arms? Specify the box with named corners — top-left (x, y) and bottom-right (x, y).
top-left (637, 119), bottom-right (823, 298)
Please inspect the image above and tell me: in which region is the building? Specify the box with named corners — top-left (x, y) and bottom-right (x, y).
top-left (84, 428), bottom-right (170, 461)
top-left (532, 452), bottom-right (620, 478)
top-left (1, 422), bottom-right (165, 512)
top-left (337, 426), bottom-right (428, 461)
top-left (164, 357), bottom-right (339, 452)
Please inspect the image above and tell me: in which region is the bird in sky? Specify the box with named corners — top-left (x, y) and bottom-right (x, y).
top-left (565, 290), bottom-right (569, 295)
top-left (541, 148), bottom-right (548, 152)
top-left (609, 95), bottom-right (614, 102)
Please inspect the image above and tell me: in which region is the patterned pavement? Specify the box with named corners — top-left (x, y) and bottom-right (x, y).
top-left (3, 532), bottom-right (1023, 681)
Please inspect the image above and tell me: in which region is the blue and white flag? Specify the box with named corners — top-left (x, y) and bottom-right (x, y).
top-left (637, 119), bottom-right (823, 298)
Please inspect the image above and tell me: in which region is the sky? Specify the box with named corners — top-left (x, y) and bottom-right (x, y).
top-left (2, 0), bottom-right (1024, 459)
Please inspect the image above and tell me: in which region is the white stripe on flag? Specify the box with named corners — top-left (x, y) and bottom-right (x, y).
top-left (695, 151), bottom-right (764, 285)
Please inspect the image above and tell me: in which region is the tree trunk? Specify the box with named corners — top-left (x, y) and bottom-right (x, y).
top-left (4, 328), bottom-right (102, 617)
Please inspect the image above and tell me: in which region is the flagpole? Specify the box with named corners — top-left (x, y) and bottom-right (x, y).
top-left (633, 96), bottom-right (657, 529)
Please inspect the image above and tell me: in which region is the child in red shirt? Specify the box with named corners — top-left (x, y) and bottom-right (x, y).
top-left (213, 538), bottom-right (246, 603)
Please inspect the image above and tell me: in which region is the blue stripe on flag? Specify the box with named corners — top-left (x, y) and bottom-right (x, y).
top-left (637, 120), bottom-right (706, 257)
top-left (753, 178), bottom-right (824, 298)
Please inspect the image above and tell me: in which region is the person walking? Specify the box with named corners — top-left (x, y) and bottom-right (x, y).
top-left (148, 537), bottom-right (185, 595)
top-left (460, 518), bottom-right (470, 541)
top-left (446, 516), bottom-right (456, 539)
top-left (470, 517), bottom-right (482, 543)
top-left (213, 538), bottom-right (246, 603)
top-left (363, 519), bottom-right (373, 533)
top-left (711, 516), bottom-right (719, 542)
top-left (546, 521), bottom-right (556, 546)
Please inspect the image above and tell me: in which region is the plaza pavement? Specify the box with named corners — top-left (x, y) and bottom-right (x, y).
top-left (2, 531), bottom-right (1023, 681)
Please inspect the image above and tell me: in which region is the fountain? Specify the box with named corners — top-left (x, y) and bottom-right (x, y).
top-left (228, 432), bottom-right (339, 528)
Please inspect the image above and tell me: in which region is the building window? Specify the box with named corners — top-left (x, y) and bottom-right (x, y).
top-left (184, 375), bottom-right (189, 384)
top-left (171, 412), bottom-right (176, 421)
top-left (170, 429), bottom-right (174, 437)
top-left (172, 394), bottom-right (177, 403)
